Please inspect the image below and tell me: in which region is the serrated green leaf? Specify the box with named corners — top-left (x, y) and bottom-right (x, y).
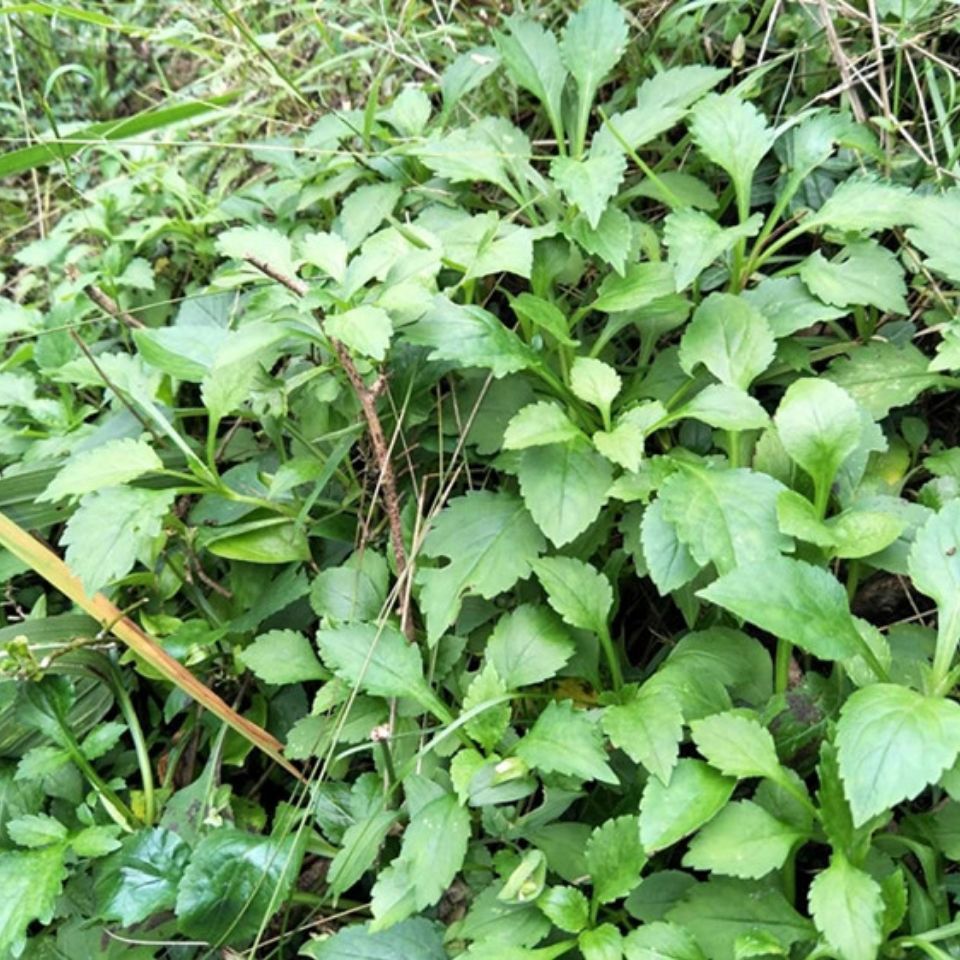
top-left (586, 815), bottom-right (646, 903)
top-left (808, 855), bottom-right (883, 960)
top-left (640, 758), bottom-right (735, 853)
top-left (836, 683), bottom-right (960, 825)
top-left (299, 230), bottom-right (348, 283)
top-left (698, 557), bottom-right (863, 662)
top-left (301, 917), bottom-right (446, 960)
top-left (503, 402), bottom-right (581, 450)
top-left (515, 700), bottom-right (617, 784)
top-left (624, 921), bottom-right (706, 960)
top-left (679, 293), bottom-right (776, 390)
top-left (658, 464), bottom-right (787, 575)
top-left (464, 663), bottom-right (511, 750)
top-left (603, 683), bottom-right (683, 784)
top-left (906, 187), bottom-right (960, 284)
top-left (62, 486), bottom-right (175, 594)
top-left (774, 377), bottom-right (862, 505)
top-left (487, 604), bottom-right (575, 688)
top-left (532, 556), bottom-right (613, 635)
top-left (689, 93), bottom-right (775, 209)
top-left (580, 924), bottom-right (623, 960)
top-left (552, 153), bottom-right (626, 229)
top-left (518, 439), bottom-right (612, 546)
top-left (676, 384), bottom-right (769, 431)
top-left (0, 844), bottom-right (67, 957)
top-left (742, 276), bottom-right (845, 338)
top-left (240, 629), bottom-right (326, 684)
top-left (537, 885), bottom-right (589, 933)
top-left (419, 490), bottom-right (545, 643)
top-left (310, 550), bottom-right (389, 623)
top-left (326, 305), bottom-right (393, 361)
top-left (690, 712), bottom-right (782, 781)
top-left (909, 500), bottom-right (960, 654)
top-left (640, 499), bottom-right (701, 594)
top-left (664, 209), bottom-right (762, 290)
top-left (591, 261), bottom-right (676, 313)
top-left (824, 340), bottom-right (947, 419)
top-left (40, 438), bottom-right (162, 502)
top-left (328, 810), bottom-right (396, 901)
top-left (683, 801), bottom-right (802, 879)
top-left (399, 792), bottom-right (471, 909)
top-left (7, 812), bottom-right (67, 848)
top-left (217, 224), bottom-right (295, 276)
top-left (800, 242), bottom-right (907, 314)
top-left (666, 879), bottom-right (814, 960)
top-left (804, 176), bottom-right (913, 234)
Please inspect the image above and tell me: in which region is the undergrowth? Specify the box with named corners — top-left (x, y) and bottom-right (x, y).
top-left (2, 1), bottom-right (960, 958)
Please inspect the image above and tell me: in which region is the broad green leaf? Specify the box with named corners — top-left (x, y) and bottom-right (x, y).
top-left (689, 93), bottom-right (775, 209)
top-left (679, 293), bottom-right (775, 390)
top-left (776, 490), bottom-right (837, 548)
top-left (202, 517), bottom-right (310, 564)
top-left (825, 340), bottom-right (947, 419)
top-left (419, 491), bottom-right (546, 643)
top-left (658, 464), bottom-right (787, 574)
top-left (515, 700), bottom-right (617, 784)
top-left (742, 276), bottom-right (845, 338)
top-left (326, 305), bottom-right (393, 361)
top-left (593, 403), bottom-right (665, 471)
top-left (201, 322), bottom-right (288, 422)
top-left (828, 508), bottom-right (906, 559)
top-left (406, 296), bottom-right (535, 378)
top-left (800, 242), bottom-right (907, 314)
top-left (487, 604), bottom-right (575, 688)
top-left (909, 500), bottom-right (960, 652)
top-left (683, 801), bottom-right (802, 879)
top-left (495, 16), bottom-right (567, 139)
top-left (808, 855), bottom-right (883, 960)
top-left (698, 557), bottom-right (863, 662)
top-left (675, 384), bottom-right (769, 431)
top-left (666, 628), bottom-right (772, 707)
top-left (6, 812), bottom-right (66, 847)
top-left (316, 623), bottom-right (442, 716)
top-left (95, 828), bottom-right (190, 926)
top-left (400, 792), bottom-right (471, 909)
top-left (537, 886), bottom-right (589, 933)
top-left (586, 815), bottom-right (646, 903)
top-left (466, 221), bottom-right (537, 281)
top-left (328, 810), bottom-right (396, 901)
top-left (639, 758), bottom-right (735, 853)
top-left (690, 712), bottom-right (782, 781)
top-left (640, 499), bottom-right (700, 594)
top-left (300, 917), bottom-right (446, 960)
top-left (62, 486), bottom-right (175, 594)
top-left (836, 683), bottom-right (960, 825)
top-left (591, 262), bottom-right (676, 313)
top-left (40, 438), bottom-right (161, 501)
top-left (906, 188), bottom-right (960, 284)
top-left (336, 181), bottom-right (403, 251)
top-left (0, 844), bottom-right (67, 957)
top-left (518, 440), bottom-right (612, 546)
top-left (532, 556), bottom-right (613, 635)
top-left (175, 828), bottom-right (303, 944)
top-left (560, 0), bottom-right (628, 146)
top-left (570, 357), bottom-right (621, 421)
top-left (369, 860), bottom-right (418, 931)
top-left (580, 924), bottom-right (623, 960)
top-left (503, 402), bottom-right (581, 450)
top-left (310, 550), bottom-right (389, 623)
top-left (134, 323), bottom-right (228, 381)
top-left (666, 878), bottom-right (814, 960)
top-left (551, 153), bottom-right (627, 229)
top-left (217, 224), bottom-right (295, 277)
top-left (624, 921), bottom-right (706, 960)
top-left (417, 121), bottom-right (515, 195)
top-left (592, 65), bottom-right (727, 158)
top-left (299, 230), bottom-right (348, 283)
top-left (804, 176), bottom-right (913, 234)
top-left (240, 629), bottom-right (326, 684)
top-left (774, 378), bottom-right (862, 501)
top-left (568, 206), bottom-right (633, 274)
top-left (441, 45), bottom-right (500, 112)
top-left (602, 683), bottom-right (683, 784)
top-left (664, 209), bottom-right (762, 290)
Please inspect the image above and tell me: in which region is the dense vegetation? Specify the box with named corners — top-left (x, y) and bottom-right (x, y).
top-left (2, 1), bottom-right (960, 957)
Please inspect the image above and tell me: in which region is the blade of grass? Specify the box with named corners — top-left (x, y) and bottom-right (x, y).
top-left (0, 92), bottom-right (238, 177)
top-left (0, 510), bottom-right (303, 780)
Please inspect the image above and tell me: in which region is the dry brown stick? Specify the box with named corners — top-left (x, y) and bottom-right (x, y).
top-left (245, 256), bottom-right (412, 637)
top-left (83, 280), bottom-right (145, 329)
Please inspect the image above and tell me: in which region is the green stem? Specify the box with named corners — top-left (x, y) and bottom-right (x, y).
top-left (727, 431), bottom-right (741, 468)
top-left (599, 625), bottom-right (624, 692)
top-left (775, 638), bottom-right (793, 695)
top-left (111, 678), bottom-right (155, 825)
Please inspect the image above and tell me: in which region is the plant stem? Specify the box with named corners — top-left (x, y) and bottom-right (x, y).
top-left (599, 625), bottom-right (624, 692)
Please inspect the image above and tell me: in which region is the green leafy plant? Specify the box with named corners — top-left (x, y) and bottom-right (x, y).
top-left (3, 0), bottom-right (960, 957)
